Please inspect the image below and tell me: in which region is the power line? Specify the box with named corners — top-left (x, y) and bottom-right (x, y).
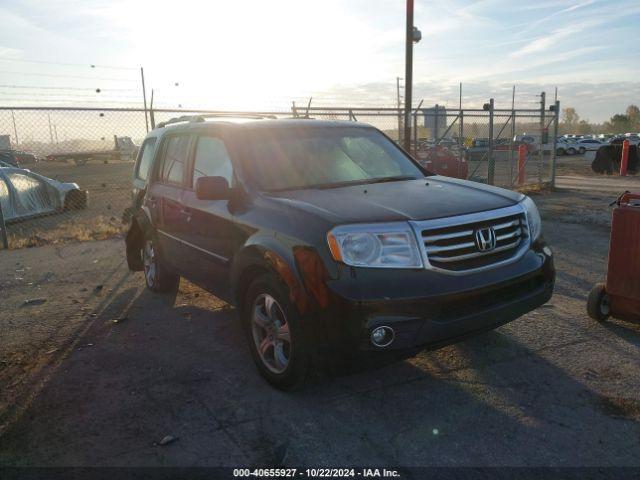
top-left (0, 57), bottom-right (137, 70)
top-left (0, 91), bottom-right (140, 99)
top-left (0, 70), bottom-right (138, 82)
top-left (0, 98), bottom-right (144, 105)
top-left (0, 84), bottom-right (138, 92)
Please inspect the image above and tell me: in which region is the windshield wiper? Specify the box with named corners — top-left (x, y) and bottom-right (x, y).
top-left (267, 176), bottom-right (419, 193)
top-left (316, 175), bottom-right (417, 188)
top-left (363, 175), bottom-right (419, 185)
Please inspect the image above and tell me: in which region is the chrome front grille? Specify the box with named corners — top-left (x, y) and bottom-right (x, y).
top-left (411, 205), bottom-right (529, 273)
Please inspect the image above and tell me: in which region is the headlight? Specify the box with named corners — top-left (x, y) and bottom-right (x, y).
top-left (521, 196), bottom-right (542, 241)
top-left (327, 223), bottom-right (423, 268)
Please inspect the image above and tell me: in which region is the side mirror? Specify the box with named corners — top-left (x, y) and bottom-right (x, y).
top-left (195, 176), bottom-right (231, 200)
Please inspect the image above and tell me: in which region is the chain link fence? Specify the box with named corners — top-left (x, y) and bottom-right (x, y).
top-left (0, 104), bottom-right (558, 249)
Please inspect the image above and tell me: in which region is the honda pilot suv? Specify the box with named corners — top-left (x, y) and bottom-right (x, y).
top-left (125, 115), bottom-right (555, 389)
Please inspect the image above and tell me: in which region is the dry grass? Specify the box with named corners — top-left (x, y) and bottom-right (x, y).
top-left (8, 216), bottom-right (125, 249)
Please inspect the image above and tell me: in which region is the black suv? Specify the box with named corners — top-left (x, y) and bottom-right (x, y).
top-left (125, 115), bottom-right (555, 389)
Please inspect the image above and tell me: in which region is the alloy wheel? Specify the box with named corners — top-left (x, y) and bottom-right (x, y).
top-left (251, 293), bottom-right (291, 374)
top-left (143, 240), bottom-right (157, 288)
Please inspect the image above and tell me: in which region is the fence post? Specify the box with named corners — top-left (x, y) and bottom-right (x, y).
top-left (487, 98), bottom-right (495, 185)
top-left (459, 110), bottom-right (464, 173)
top-left (538, 92), bottom-right (546, 184)
top-left (509, 109), bottom-right (515, 185)
top-left (0, 201), bottom-right (8, 250)
top-left (433, 104), bottom-right (439, 142)
top-left (413, 110), bottom-right (418, 156)
top-left (551, 100), bottom-right (560, 186)
top-left (518, 144), bottom-right (527, 186)
top-left (620, 139), bottom-right (630, 176)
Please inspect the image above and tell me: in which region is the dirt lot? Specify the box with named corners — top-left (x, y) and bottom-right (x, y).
top-left (0, 173), bottom-right (639, 467)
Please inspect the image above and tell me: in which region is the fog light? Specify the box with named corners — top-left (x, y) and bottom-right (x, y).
top-left (371, 326), bottom-right (394, 347)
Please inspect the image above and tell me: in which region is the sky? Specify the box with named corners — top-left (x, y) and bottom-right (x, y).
top-left (0, 0), bottom-right (638, 122)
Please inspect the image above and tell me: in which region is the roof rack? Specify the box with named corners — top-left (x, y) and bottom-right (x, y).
top-left (156, 113), bottom-right (277, 128)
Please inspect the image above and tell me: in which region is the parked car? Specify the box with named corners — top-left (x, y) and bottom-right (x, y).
top-left (623, 134), bottom-right (640, 145)
top-left (576, 138), bottom-right (605, 154)
top-left (556, 139), bottom-right (577, 156)
top-left (125, 115), bottom-right (555, 389)
top-left (0, 166), bottom-right (87, 222)
top-left (416, 144), bottom-right (468, 179)
top-left (0, 150), bottom-right (39, 167)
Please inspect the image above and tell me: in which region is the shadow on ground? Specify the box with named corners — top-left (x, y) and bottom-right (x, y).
top-left (1, 271), bottom-right (639, 467)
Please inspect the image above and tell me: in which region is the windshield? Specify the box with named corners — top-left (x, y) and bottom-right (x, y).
top-left (246, 126), bottom-right (425, 191)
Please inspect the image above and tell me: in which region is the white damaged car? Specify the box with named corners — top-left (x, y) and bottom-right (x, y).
top-left (0, 166), bottom-right (87, 222)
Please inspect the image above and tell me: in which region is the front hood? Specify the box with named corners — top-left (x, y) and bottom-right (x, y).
top-left (264, 176), bottom-right (523, 224)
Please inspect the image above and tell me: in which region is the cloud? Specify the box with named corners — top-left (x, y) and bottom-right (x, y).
top-left (509, 26), bottom-right (583, 58)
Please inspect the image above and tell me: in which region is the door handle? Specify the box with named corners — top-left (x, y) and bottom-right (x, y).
top-left (179, 208), bottom-right (192, 222)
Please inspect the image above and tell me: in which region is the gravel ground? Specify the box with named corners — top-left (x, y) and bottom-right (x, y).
top-left (0, 173), bottom-right (639, 467)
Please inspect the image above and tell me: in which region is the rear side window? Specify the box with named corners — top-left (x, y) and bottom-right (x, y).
top-left (135, 138), bottom-right (157, 181)
top-left (160, 135), bottom-right (191, 185)
top-left (192, 136), bottom-right (233, 186)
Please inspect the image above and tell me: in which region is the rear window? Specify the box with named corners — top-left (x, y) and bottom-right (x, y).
top-left (160, 135), bottom-right (191, 185)
top-left (135, 138), bottom-right (157, 181)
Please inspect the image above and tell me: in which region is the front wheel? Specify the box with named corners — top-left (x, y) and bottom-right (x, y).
top-left (242, 274), bottom-right (310, 390)
top-left (567, 147), bottom-right (576, 155)
top-left (578, 147), bottom-right (586, 154)
top-left (557, 148), bottom-right (566, 156)
top-left (587, 283), bottom-right (610, 322)
top-left (142, 234), bottom-right (179, 293)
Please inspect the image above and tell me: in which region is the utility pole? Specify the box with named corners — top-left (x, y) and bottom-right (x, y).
top-left (48, 114), bottom-right (54, 145)
top-left (10, 110), bottom-right (18, 147)
top-left (403, 0), bottom-right (414, 151)
top-left (396, 77), bottom-right (403, 142)
top-left (141, 67), bottom-right (149, 132)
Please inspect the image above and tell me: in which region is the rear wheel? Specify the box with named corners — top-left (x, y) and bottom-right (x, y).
top-left (242, 273), bottom-right (309, 390)
top-left (64, 189), bottom-right (87, 210)
top-left (567, 147), bottom-right (577, 155)
top-left (142, 233), bottom-right (179, 293)
top-left (579, 147), bottom-right (586, 154)
top-left (587, 283), bottom-right (610, 322)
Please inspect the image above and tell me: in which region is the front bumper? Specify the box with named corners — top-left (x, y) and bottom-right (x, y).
top-left (319, 241), bottom-right (555, 352)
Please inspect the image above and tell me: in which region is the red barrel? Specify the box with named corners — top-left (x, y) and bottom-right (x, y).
top-left (606, 192), bottom-right (640, 320)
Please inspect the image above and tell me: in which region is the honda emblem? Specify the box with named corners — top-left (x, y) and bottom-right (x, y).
top-left (475, 227), bottom-right (497, 252)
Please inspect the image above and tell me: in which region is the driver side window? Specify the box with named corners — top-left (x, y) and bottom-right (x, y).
top-left (192, 135), bottom-right (233, 186)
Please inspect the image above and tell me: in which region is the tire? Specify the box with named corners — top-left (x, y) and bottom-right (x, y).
top-left (556, 148), bottom-right (566, 156)
top-left (142, 232), bottom-right (179, 293)
top-left (64, 189), bottom-right (88, 210)
top-left (579, 147), bottom-right (586, 155)
top-left (567, 147), bottom-right (576, 155)
top-left (587, 283), bottom-right (610, 322)
top-left (242, 273), bottom-right (310, 390)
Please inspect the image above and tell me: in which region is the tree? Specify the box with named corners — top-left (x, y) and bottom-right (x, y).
top-left (562, 107), bottom-right (579, 125)
top-left (577, 120), bottom-right (593, 135)
top-left (609, 114), bottom-right (631, 132)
